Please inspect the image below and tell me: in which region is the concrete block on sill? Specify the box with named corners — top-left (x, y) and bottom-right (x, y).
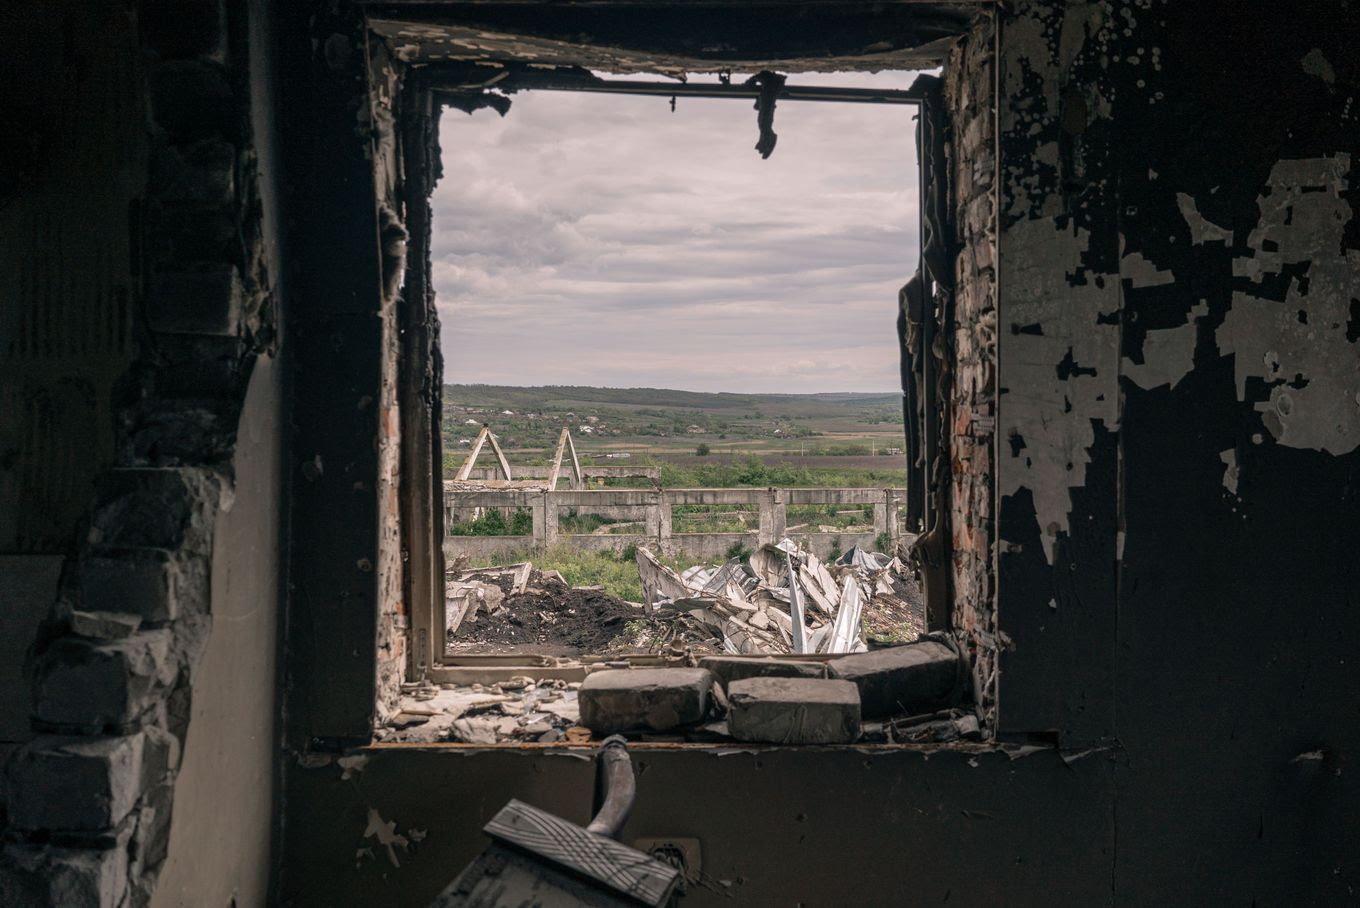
top-left (698, 655), bottom-right (826, 690)
top-left (727, 678), bottom-right (861, 745)
top-left (828, 639), bottom-right (959, 718)
top-left (579, 668), bottom-right (712, 734)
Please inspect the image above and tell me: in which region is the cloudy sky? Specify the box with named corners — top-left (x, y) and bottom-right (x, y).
top-left (431, 70), bottom-right (922, 394)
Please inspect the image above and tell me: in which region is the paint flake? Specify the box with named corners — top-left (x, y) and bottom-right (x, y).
top-left (1217, 154), bottom-right (1359, 455)
top-left (999, 219), bottom-right (1120, 564)
top-left (362, 808), bottom-right (411, 868)
top-left (1177, 192), bottom-right (1232, 244)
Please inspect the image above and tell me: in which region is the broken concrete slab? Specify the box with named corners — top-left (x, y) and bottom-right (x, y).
top-left (827, 640), bottom-right (959, 718)
top-left (699, 655), bottom-right (826, 690)
top-left (726, 678), bottom-right (861, 744)
top-left (579, 668), bottom-right (712, 734)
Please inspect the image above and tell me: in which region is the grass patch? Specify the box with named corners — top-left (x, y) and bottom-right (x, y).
top-left (670, 503), bottom-right (757, 534)
top-left (464, 544), bottom-right (694, 603)
top-left (785, 503), bottom-right (874, 530)
top-left (447, 507), bottom-right (532, 536)
top-left (557, 510), bottom-right (641, 535)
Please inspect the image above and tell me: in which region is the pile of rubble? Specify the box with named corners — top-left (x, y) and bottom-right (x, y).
top-left (444, 540), bottom-right (923, 658)
top-left (392, 542), bottom-right (955, 746)
top-left (636, 540), bottom-right (923, 656)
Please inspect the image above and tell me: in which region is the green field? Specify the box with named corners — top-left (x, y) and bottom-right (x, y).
top-left (442, 383), bottom-right (908, 488)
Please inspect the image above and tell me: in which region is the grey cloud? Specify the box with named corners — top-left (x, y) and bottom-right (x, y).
top-left (431, 69), bottom-right (923, 393)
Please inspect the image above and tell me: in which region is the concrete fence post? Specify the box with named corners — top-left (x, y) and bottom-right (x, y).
top-left (758, 489), bottom-right (787, 546)
top-left (644, 494), bottom-right (660, 541)
top-left (531, 494), bottom-right (545, 548)
top-left (543, 491), bottom-right (559, 547)
top-left (757, 491), bottom-right (773, 547)
top-left (883, 489), bottom-right (902, 542)
top-left (659, 493), bottom-right (673, 554)
top-left (873, 491), bottom-right (890, 540)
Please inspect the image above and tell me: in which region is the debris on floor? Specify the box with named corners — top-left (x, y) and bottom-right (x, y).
top-left (385, 634), bottom-right (969, 746)
top-left (385, 677), bottom-right (585, 744)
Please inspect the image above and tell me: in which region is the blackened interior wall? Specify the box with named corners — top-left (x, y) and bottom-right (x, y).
top-left (0, 0), bottom-right (145, 770)
top-left (282, 2), bottom-right (1358, 905)
top-left (994, 0), bottom-right (1358, 900)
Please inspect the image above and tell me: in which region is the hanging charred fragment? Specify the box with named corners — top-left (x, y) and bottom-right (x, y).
top-left (745, 70), bottom-right (786, 158)
top-left (442, 90), bottom-right (512, 117)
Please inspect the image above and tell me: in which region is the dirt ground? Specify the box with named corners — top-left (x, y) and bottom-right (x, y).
top-left (863, 569), bottom-right (926, 643)
top-left (447, 574), bottom-right (640, 653)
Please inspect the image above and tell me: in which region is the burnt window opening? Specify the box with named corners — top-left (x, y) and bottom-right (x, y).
top-left (385, 60), bottom-right (971, 748)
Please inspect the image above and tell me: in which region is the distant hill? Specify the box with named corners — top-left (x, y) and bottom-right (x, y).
top-left (444, 384), bottom-right (899, 412)
top-left (442, 383), bottom-right (904, 458)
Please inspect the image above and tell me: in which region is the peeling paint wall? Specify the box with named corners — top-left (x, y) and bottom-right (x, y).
top-left (5, 10), bottom-right (1355, 899)
top-left (995, 0), bottom-right (1122, 742)
top-left (282, 743), bottom-right (1117, 907)
top-left (991, 0), bottom-right (1359, 901)
top-left (280, 0), bottom-right (413, 747)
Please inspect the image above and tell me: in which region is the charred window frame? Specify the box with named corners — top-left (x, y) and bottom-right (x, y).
top-left (396, 76), bottom-right (448, 686)
top-left (397, 65), bottom-right (958, 680)
top-left (904, 77), bottom-right (955, 635)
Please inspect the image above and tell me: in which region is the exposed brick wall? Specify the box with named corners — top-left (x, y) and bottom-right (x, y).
top-left (944, 14), bottom-right (999, 732)
top-left (1, 1), bottom-right (275, 904)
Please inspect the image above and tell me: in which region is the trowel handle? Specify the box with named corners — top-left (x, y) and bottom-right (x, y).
top-left (586, 735), bottom-right (636, 839)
